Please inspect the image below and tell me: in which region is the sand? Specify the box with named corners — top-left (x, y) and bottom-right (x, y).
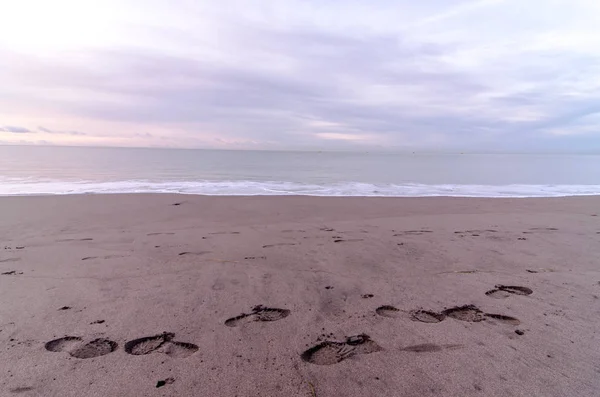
top-left (1, 194), bottom-right (600, 396)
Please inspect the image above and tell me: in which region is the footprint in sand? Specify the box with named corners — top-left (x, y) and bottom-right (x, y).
top-left (375, 306), bottom-right (446, 323)
top-left (410, 310), bottom-right (446, 323)
top-left (178, 251), bottom-right (211, 256)
top-left (301, 334), bottom-right (382, 365)
top-left (401, 343), bottom-right (463, 353)
top-left (484, 313), bottom-right (521, 325)
top-left (485, 285), bottom-right (533, 299)
top-left (375, 305), bottom-right (402, 318)
top-left (442, 305), bottom-right (521, 325)
top-left (442, 305), bottom-right (486, 322)
top-left (124, 332), bottom-right (198, 358)
top-left (81, 255), bottom-right (125, 261)
top-left (1, 270), bottom-right (23, 275)
top-left (10, 387), bottom-right (35, 393)
top-left (45, 336), bottom-right (118, 359)
top-left (262, 243), bottom-right (296, 248)
top-left (526, 268), bottom-right (555, 273)
top-left (0, 258), bottom-right (20, 263)
top-left (394, 230), bottom-right (433, 236)
top-left (225, 305), bottom-right (291, 327)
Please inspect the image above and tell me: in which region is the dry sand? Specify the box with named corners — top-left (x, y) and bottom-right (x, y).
top-left (1, 194), bottom-right (600, 396)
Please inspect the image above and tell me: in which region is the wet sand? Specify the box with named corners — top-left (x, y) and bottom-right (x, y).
top-left (1, 194), bottom-right (600, 396)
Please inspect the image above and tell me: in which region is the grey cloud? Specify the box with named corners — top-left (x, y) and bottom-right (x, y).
top-left (0, 125), bottom-right (33, 133)
top-left (2, 32), bottom-right (487, 146)
top-left (38, 126), bottom-right (87, 136)
top-left (1, 7), bottom-right (600, 151)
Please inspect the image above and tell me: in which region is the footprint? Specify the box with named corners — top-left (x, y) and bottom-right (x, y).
top-left (484, 313), bottom-right (521, 325)
top-left (262, 243), bottom-right (296, 248)
top-left (156, 377), bottom-right (175, 388)
top-left (526, 268), bottom-right (554, 273)
top-left (486, 285), bottom-right (533, 298)
top-left (410, 310), bottom-right (446, 323)
top-left (301, 334), bottom-right (382, 365)
top-left (402, 343), bottom-right (443, 352)
top-left (45, 336), bottom-right (117, 359)
top-left (1, 270), bottom-right (23, 275)
top-left (81, 255), bottom-right (125, 261)
top-left (45, 336), bottom-right (82, 352)
top-left (375, 305), bottom-right (402, 318)
top-left (401, 343), bottom-right (463, 353)
top-left (394, 230), bottom-right (433, 236)
top-left (178, 251), bottom-right (211, 256)
top-left (361, 294), bottom-right (374, 299)
top-left (147, 232), bottom-right (175, 236)
top-left (442, 305), bottom-right (486, 322)
top-left (485, 289), bottom-right (512, 299)
top-left (244, 256), bottom-right (267, 260)
top-left (0, 258), bottom-right (20, 263)
top-left (70, 339), bottom-right (119, 359)
top-left (57, 238), bottom-right (93, 242)
top-left (497, 285), bottom-right (533, 296)
top-left (124, 332), bottom-right (198, 358)
top-left (10, 387), bottom-right (35, 393)
top-left (225, 305), bottom-right (291, 327)
top-left (333, 239), bottom-right (363, 243)
top-left (160, 341), bottom-right (200, 358)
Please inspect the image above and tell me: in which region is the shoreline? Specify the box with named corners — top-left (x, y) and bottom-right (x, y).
top-left (1, 191), bottom-right (600, 198)
top-left (1, 194), bottom-right (599, 396)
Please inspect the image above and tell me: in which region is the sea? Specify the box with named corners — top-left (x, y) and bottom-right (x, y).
top-left (1, 146), bottom-right (599, 197)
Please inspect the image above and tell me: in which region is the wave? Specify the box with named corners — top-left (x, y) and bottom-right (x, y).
top-left (1, 179), bottom-right (600, 197)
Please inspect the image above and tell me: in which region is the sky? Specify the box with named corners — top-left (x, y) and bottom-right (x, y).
top-left (1, 0), bottom-right (599, 152)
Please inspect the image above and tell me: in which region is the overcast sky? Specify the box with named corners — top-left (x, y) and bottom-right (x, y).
top-left (1, 0), bottom-right (599, 151)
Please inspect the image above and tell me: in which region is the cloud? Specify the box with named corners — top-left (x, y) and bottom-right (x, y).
top-left (0, 125), bottom-right (33, 133)
top-left (38, 126), bottom-right (87, 136)
top-left (134, 132), bottom-right (153, 138)
top-left (0, 0), bottom-right (599, 151)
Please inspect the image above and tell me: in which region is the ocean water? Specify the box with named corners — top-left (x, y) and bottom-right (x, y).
top-left (1, 146), bottom-right (599, 197)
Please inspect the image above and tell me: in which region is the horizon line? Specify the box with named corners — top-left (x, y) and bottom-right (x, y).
top-left (1, 143), bottom-right (600, 155)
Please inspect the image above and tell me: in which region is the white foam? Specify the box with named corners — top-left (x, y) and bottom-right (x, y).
top-left (1, 179), bottom-right (599, 197)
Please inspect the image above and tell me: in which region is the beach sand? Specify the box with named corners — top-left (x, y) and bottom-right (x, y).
top-left (1, 194), bottom-right (599, 396)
